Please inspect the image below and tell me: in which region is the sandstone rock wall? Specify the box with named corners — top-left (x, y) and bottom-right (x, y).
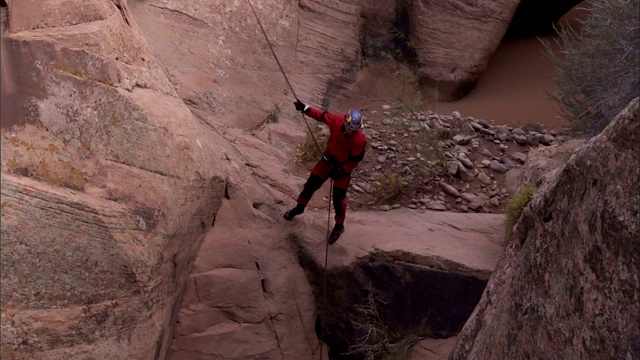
top-left (168, 180), bottom-right (321, 359)
top-left (1, 0), bottom-right (364, 358)
top-left (396, 0), bottom-right (520, 101)
top-left (1, 0), bottom-right (230, 358)
top-left (450, 98), bottom-right (640, 359)
top-left (129, 0), bottom-right (362, 130)
top-left (127, 1), bottom-right (366, 358)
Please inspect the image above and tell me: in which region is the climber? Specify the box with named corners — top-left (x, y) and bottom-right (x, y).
top-left (284, 99), bottom-right (367, 244)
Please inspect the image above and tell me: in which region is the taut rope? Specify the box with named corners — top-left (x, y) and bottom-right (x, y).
top-left (247, 1), bottom-right (333, 358)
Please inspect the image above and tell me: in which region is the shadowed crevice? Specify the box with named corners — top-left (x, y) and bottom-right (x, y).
top-left (292, 237), bottom-right (487, 360)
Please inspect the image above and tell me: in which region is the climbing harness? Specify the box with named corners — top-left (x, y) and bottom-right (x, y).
top-left (246, 1), bottom-right (332, 358)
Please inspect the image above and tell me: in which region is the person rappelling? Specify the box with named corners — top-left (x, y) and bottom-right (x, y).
top-left (283, 100), bottom-right (367, 244)
top-left (245, 0), bottom-right (366, 244)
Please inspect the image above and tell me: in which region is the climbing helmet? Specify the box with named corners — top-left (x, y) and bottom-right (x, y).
top-left (343, 109), bottom-right (363, 134)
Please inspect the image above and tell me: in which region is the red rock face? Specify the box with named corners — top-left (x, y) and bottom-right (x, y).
top-left (1, 13), bottom-right (47, 130)
top-left (397, 0), bottom-right (521, 101)
top-left (2, 0), bottom-right (624, 359)
top-left (1, 1), bottom-right (229, 359)
top-left (451, 98), bottom-right (640, 360)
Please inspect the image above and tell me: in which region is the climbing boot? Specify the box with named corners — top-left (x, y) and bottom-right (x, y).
top-left (328, 224), bottom-right (345, 244)
top-left (283, 204), bottom-right (305, 221)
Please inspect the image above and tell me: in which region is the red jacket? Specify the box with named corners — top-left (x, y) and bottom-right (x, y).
top-left (304, 107), bottom-right (366, 173)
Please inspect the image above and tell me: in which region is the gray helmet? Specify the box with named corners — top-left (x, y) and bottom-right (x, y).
top-left (344, 109), bottom-right (363, 134)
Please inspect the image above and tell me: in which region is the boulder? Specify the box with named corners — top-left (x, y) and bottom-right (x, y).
top-left (396, 0), bottom-right (520, 101)
top-left (450, 98), bottom-right (640, 359)
top-left (503, 138), bottom-right (586, 194)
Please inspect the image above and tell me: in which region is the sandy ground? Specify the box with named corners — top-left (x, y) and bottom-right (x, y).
top-left (333, 34), bottom-right (572, 131)
top-left (333, 3), bottom-right (591, 131)
top-left (437, 34), bottom-right (569, 129)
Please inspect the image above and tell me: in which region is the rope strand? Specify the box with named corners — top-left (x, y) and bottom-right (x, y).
top-left (320, 181), bottom-right (333, 360)
top-left (247, 2), bottom-right (331, 359)
top-left (246, 0), bottom-right (323, 153)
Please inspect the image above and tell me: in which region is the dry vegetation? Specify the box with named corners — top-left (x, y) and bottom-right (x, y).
top-left (542, 0), bottom-right (640, 135)
top-left (505, 184), bottom-right (537, 230)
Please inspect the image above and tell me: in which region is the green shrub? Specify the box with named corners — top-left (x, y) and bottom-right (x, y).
top-left (392, 65), bottom-right (425, 114)
top-left (294, 124), bottom-right (327, 165)
top-left (372, 172), bottom-right (405, 203)
top-left (506, 184), bottom-right (537, 230)
top-left (542, 0), bottom-right (640, 135)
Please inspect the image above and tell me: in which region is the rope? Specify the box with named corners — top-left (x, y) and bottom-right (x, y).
top-left (319, 181), bottom-right (333, 360)
top-left (246, 0), bottom-right (323, 153)
top-left (246, 1), bottom-right (332, 359)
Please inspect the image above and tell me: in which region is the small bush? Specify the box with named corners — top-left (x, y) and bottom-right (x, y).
top-left (434, 128), bottom-right (454, 141)
top-left (294, 124), bottom-right (327, 165)
top-left (393, 65), bottom-right (425, 114)
top-left (267, 106), bottom-right (279, 123)
top-left (348, 292), bottom-right (422, 360)
top-left (542, 0), bottom-right (640, 135)
top-left (372, 172), bottom-right (404, 203)
top-left (390, 65), bottom-right (449, 167)
top-left (506, 184), bottom-right (537, 229)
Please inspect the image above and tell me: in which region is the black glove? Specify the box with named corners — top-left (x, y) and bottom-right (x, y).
top-left (294, 100), bottom-right (308, 112)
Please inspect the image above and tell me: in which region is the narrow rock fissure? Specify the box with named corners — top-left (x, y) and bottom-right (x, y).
top-left (153, 329), bottom-right (164, 360)
top-left (223, 181), bottom-right (230, 200)
top-left (297, 249), bottom-right (487, 360)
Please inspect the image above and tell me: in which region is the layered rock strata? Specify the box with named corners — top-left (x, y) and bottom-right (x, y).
top-left (1, 1), bottom-right (229, 358)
